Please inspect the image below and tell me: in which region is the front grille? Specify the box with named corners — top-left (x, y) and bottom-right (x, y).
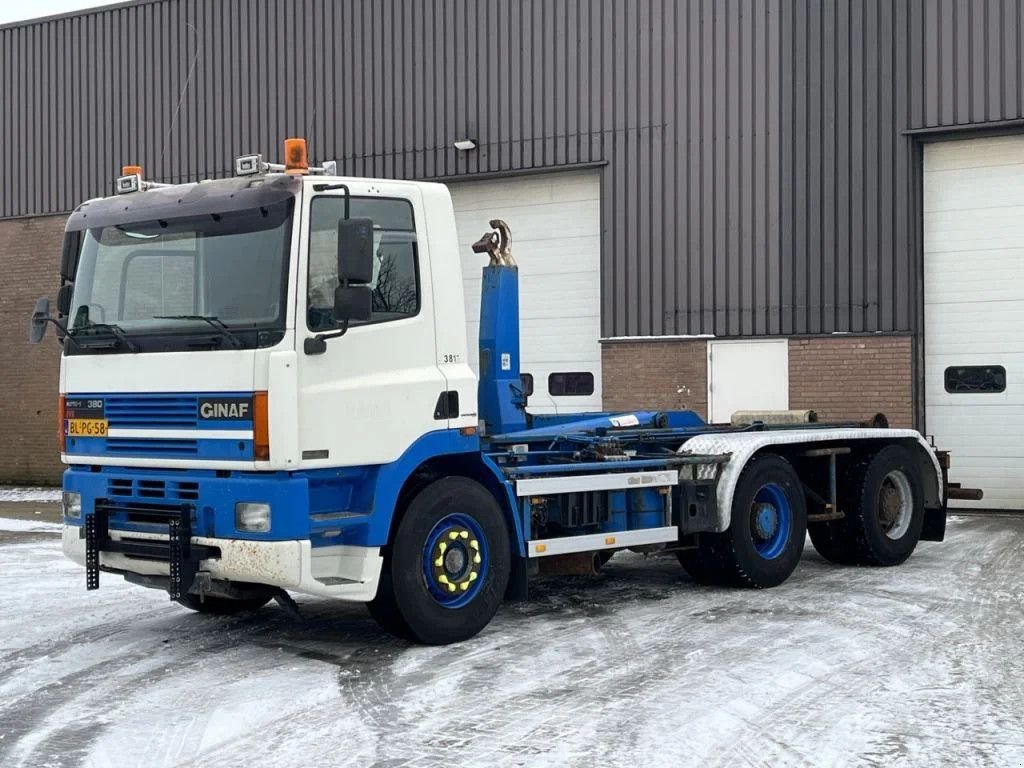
top-left (105, 499), bottom-right (192, 526)
top-left (107, 477), bottom-right (200, 502)
top-left (105, 438), bottom-right (199, 456)
top-left (104, 394), bottom-right (199, 429)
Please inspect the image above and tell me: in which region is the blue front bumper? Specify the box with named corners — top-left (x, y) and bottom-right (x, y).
top-left (63, 465), bottom-right (378, 547)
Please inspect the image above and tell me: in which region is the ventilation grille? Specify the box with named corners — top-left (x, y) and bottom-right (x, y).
top-left (104, 395), bottom-right (199, 429)
top-left (105, 439), bottom-right (199, 457)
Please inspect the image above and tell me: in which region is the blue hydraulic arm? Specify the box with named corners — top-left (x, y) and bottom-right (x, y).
top-left (473, 220), bottom-right (528, 435)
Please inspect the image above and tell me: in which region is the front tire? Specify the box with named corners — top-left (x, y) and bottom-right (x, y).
top-left (678, 454), bottom-right (807, 588)
top-left (370, 477), bottom-right (511, 645)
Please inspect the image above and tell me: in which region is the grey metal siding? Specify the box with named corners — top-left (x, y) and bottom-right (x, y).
top-left (1, 0), bottom-right (1022, 337)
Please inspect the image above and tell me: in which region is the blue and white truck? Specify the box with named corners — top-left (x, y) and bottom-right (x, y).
top-left (29, 139), bottom-right (967, 645)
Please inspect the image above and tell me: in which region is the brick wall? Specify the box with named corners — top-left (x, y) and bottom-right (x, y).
top-left (0, 215), bottom-right (66, 485)
top-left (602, 340), bottom-right (709, 417)
top-left (601, 335), bottom-right (914, 428)
top-left (788, 336), bottom-right (913, 427)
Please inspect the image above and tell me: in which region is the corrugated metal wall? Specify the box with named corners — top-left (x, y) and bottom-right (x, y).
top-left (2, 0), bottom-right (1022, 338)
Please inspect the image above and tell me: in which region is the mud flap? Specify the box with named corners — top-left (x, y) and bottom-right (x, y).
top-left (504, 555), bottom-right (529, 602)
top-left (921, 506), bottom-right (946, 542)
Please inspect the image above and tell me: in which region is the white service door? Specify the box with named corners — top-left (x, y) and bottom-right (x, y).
top-left (708, 340), bottom-right (789, 424)
top-left (448, 170), bottom-right (602, 413)
top-left (924, 135), bottom-right (1024, 510)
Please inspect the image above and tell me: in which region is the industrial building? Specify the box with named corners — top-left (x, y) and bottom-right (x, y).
top-left (1, 0), bottom-right (1022, 507)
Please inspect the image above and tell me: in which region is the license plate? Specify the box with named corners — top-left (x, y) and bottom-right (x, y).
top-left (67, 419), bottom-right (109, 437)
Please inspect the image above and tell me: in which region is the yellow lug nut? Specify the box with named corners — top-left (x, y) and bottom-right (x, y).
top-left (459, 530), bottom-right (469, 539)
top-left (448, 582), bottom-right (456, 592)
top-left (434, 556), bottom-right (444, 567)
top-left (438, 574), bottom-right (450, 585)
top-left (459, 581), bottom-right (470, 591)
top-left (439, 542), bottom-right (448, 554)
top-left (449, 531), bottom-right (459, 541)
top-left (473, 554), bottom-right (481, 564)
top-left (468, 571), bottom-right (478, 582)
top-left (469, 540), bottom-right (480, 550)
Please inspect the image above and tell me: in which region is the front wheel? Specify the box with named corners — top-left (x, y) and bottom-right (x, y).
top-left (369, 477), bottom-right (511, 645)
top-left (678, 454), bottom-right (807, 588)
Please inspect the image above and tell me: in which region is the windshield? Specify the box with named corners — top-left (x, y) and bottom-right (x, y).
top-left (67, 198), bottom-right (294, 351)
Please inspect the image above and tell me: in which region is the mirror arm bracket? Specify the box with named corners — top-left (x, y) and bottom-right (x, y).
top-left (41, 317), bottom-right (82, 349)
top-left (303, 319), bottom-right (350, 356)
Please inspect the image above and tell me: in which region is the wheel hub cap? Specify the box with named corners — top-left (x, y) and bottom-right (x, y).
top-left (444, 546), bottom-right (468, 576)
top-left (749, 483), bottom-right (793, 561)
top-left (878, 470), bottom-right (913, 540)
top-left (423, 516), bottom-right (487, 608)
top-left (754, 503), bottom-right (778, 539)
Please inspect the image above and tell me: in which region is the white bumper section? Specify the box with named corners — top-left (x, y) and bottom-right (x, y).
top-left (62, 526), bottom-right (382, 602)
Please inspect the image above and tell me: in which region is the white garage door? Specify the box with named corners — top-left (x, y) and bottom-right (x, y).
top-left (448, 170), bottom-right (602, 414)
top-left (924, 135), bottom-right (1024, 509)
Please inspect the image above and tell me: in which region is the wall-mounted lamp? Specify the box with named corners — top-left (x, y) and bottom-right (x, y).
top-left (453, 139), bottom-right (477, 151)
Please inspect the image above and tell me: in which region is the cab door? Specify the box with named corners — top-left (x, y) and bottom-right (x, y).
top-left (294, 181), bottom-right (446, 468)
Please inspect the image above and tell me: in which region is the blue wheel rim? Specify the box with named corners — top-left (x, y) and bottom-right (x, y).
top-left (421, 513), bottom-right (489, 609)
top-left (750, 483), bottom-right (792, 560)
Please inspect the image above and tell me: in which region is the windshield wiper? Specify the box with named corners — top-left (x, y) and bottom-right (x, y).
top-left (72, 322), bottom-right (140, 352)
top-left (153, 315), bottom-right (243, 349)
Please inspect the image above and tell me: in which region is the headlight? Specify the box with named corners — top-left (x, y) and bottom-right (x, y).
top-left (235, 502), bottom-right (271, 533)
top-left (62, 491), bottom-right (82, 519)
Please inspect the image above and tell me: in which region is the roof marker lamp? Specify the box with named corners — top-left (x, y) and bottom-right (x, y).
top-left (115, 165), bottom-right (143, 195)
top-left (235, 153), bottom-right (265, 176)
top-left (235, 502), bottom-right (271, 533)
top-left (453, 138), bottom-right (477, 151)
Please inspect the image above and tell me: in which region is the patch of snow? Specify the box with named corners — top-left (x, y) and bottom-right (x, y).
top-left (0, 518), bottom-right (62, 533)
top-left (0, 517), bottom-right (1022, 767)
top-left (0, 487), bottom-right (62, 503)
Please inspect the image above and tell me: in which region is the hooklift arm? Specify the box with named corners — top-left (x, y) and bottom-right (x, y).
top-left (473, 220), bottom-right (528, 435)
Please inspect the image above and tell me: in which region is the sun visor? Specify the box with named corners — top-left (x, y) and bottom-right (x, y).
top-left (65, 174), bottom-right (302, 232)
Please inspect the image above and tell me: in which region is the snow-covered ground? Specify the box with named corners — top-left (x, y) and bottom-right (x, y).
top-left (0, 487), bottom-right (61, 503)
top-left (0, 515), bottom-right (1022, 768)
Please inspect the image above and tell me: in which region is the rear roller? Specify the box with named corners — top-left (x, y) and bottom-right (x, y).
top-left (678, 453), bottom-right (807, 588)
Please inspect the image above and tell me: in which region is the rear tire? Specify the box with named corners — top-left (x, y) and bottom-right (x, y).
top-left (808, 454), bottom-right (870, 565)
top-left (175, 591), bottom-right (273, 615)
top-left (678, 454), bottom-right (807, 588)
top-left (844, 445), bottom-right (925, 566)
top-left (676, 544), bottom-right (728, 584)
top-left (370, 477), bottom-right (511, 645)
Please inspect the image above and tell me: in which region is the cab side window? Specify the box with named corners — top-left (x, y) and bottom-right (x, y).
top-left (307, 197), bottom-right (420, 331)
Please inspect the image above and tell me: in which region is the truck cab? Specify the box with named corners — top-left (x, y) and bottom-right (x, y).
top-left (31, 139), bottom-right (957, 645)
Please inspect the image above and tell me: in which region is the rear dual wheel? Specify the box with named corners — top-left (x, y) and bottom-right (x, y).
top-left (808, 445), bottom-right (924, 566)
top-left (678, 454), bottom-right (807, 588)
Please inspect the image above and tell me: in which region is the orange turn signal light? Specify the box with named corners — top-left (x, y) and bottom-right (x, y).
top-left (253, 391), bottom-right (270, 460)
top-left (121, 164), bottom-right (143, 178)
top-left (283, 138), bottom-right (309, 174)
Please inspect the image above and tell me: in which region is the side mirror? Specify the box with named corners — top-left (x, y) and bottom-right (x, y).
top-left (334, 285), bottom-right (372, 323)
top-left (56, 284), bottom-right (74, 316)
top-left (337, 218), bottom-right (374, 283)
top-left (29, 297), bottom-right (51, 344)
